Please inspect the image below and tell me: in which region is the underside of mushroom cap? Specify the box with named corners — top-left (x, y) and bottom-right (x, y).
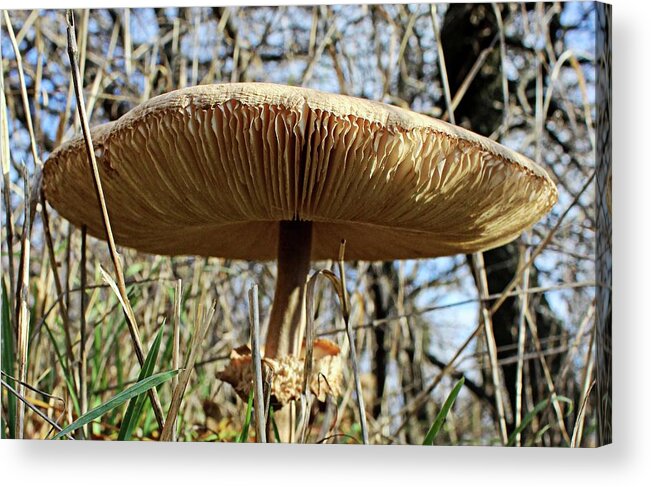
top-left (43, 82), bottom-right (557, 261)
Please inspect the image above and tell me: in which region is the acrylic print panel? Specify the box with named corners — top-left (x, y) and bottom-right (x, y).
top-left (1, 2), bottom-right (611, 446)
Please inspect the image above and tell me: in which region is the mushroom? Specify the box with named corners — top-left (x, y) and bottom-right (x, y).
top-left (43, 82), bottom-right (557, 439)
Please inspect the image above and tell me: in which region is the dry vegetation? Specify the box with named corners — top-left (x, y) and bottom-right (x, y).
top-left (1, 3), bottom-right (603, 445)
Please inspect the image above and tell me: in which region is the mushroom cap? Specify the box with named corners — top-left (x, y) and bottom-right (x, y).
top-left (43, 83), bottom-right (557, 261)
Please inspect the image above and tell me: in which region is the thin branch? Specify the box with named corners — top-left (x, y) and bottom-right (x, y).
top-left (64, 9), bottom-right (166, 430)
top-left (248, 284), bottom-right (266, 443)
top-left (1, 378), bottom-right (73, 440)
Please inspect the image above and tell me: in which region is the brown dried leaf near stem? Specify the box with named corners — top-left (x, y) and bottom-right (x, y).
top-left (218, 338), bottom-right (343, 406)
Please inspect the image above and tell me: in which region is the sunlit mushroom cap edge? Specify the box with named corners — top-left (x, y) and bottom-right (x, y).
top-left (43, 82), bottom-right (558, 261)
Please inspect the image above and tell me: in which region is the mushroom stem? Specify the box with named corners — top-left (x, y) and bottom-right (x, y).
top-left (265, 220), bottom-right (313, 359)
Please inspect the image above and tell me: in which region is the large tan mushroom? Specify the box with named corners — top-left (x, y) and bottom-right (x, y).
top-left (43, 82), bottom-right (557, 439)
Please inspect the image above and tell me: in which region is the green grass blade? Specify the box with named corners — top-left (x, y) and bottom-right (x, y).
top-left (42, 322), bottom-right (80, 415)
top-left (1, 278), bottom-right (16, 438)
top-left (52, 369), bottom-right (179, 440)
top-left (423, 377), bottom-right (464, 445)
top-left (117, 325), bottom-right (165, 440)
top-left (507, 395), bottom-right (573, 446)
top-left (237, 390), bottom-right (254, 443)
top-left (269, 405), bottom-right (280, 443)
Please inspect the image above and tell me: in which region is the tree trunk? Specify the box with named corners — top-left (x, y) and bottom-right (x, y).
top-left (440, 3), bottom-right (568, 440)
